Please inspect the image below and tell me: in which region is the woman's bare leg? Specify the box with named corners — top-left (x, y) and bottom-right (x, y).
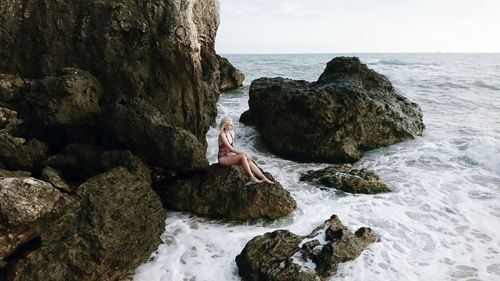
top-left (248, 160), bottom-right (274, 184)
top-left (219, 154), bottom-right (261, 183)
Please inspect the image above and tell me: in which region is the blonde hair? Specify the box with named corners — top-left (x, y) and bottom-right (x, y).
top-left (219, 116), bottom-right (233, 131)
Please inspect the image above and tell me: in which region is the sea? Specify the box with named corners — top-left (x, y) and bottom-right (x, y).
top-left (133, 53), bottom-right (500, 281)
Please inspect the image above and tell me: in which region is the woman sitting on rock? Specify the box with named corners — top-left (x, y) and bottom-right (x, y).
top-left (218, 117), bottom-right (274, 184)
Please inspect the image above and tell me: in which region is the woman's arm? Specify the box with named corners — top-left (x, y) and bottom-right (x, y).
top-left (219, 132), bottom-right (244, 154)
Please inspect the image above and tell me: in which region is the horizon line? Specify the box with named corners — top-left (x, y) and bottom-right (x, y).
top-left (217, 51), bottom-right (500, 55)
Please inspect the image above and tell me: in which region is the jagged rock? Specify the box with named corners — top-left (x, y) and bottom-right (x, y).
top-left (41, 166), bottom-right (72, 193)
top-left (45, 144), bottom-right (154, 186)
top-left (0, 69), bottom-right (102, 145)
top-left (0, 107), bottom-right (22, 134)
top-left (0, 0), bottom-right (221, 170)
top-left (0, 0), bottom-right (222, 278)
top-left (0, 74), bottom-right (24, 102)
top-left (1, 167), bottom-right (165, 281)
top-left (100, 150), bottom-right (152, 184)
top-left (218, 55), bottom-right (245, 92)
top-left (15, 68), bottom-right (103, 144)
top-left (102, 100), bottom-right (209, 172)
top-left (0, 177), bottom-right (70, 267)
top-left (0, 108), bottom-right (25, 139)
top-left (0, 131), bottom-right (48, 172)
top-left (236, 215), bottom-right (377, 281)
top-left (300, 164), bottom-right (391, 194)
top-left (241, 57), bottom-right (425, 163)
top-left (159, 164), bottom-right (296, 220)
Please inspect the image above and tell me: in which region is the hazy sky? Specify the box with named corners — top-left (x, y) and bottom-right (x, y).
top-left (215, 0), bottom-right (500, 53)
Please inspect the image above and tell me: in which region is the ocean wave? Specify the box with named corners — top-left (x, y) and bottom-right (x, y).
top-left (473, 80), bottom-right (500, 91)
top-left (377, 59), bottom-right (410, 66)
top-left (435, 82), bottom-right (470, 90)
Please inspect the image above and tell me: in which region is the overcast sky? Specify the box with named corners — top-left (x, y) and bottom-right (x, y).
top-left (215, 0), bottom-right (500, 54)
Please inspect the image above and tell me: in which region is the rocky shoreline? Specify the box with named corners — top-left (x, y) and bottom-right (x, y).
top-left (1, 1), bottom-right (423, 280)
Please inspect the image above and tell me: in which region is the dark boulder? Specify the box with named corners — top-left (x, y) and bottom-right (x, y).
top-left (300, 164), bottom-right (391, 194)
top-left (0, 176), bottom-right (70, 267)
top-left (1, 167), bottom-right (165, 281)
top-left (236, 215), bottom-right (376, 281)
top-left (218, 55), bottom-right (245, 92)
top-left (241, 57), bottom-right (425, 163)
top-left (159, 164), bottom-right (296, 220)
top-left (45, 144), bottom-right (154, 185)
top-left (0, 69), bottom-right (103, 147)
top-left (16, 68), bottom-right (103, 144)
top-left (101, 100), bottom-right (209, 172)
top-left (44, 143), bottom-right (105, 183)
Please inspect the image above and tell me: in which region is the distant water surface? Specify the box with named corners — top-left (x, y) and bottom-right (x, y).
top-left (134, 53), bottom-right (500, 281)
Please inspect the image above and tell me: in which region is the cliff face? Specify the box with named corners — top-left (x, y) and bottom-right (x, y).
top-left (0, 0), bottom-right (221, 171)
top-left (0, 0), bottom-right (222, 279)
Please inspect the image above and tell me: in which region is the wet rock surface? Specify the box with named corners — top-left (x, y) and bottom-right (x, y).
top-left (218, 55), bottom-right (245, 92)
top-left (300, 164), bottom-right (391, 194)
top-left (159, 164), bottom-right (296, 220)
top-left (241, 56), bottom-right (425, 163)
top-left (236, 215), bottom-right (377, 281)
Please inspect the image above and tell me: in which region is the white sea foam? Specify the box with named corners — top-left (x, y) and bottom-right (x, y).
top-left (134, 53), bottom-right (500, 281)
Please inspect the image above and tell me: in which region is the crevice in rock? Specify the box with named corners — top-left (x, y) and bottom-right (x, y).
top-left (4, 236), bottom-right (41, 264)
top-left (0, 236), bottom-right (42, 279)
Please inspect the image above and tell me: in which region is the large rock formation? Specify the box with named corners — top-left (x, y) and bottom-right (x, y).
top-left (0, 0), bottom-right (221, 172)
top-left (0, 163), bottom-right (165, 281)
top-left (236, 215), bottom-right (377, 281)
top-left (158, 164), bottom-right (297, 220)
top-left (218, 55), bottom-right (245, 91)
top-left (1, 0), bottom-right (223, 278)
top-left (240, 57), bottom-right (425, 163)
top-left (300, 164), bottom-right (391, 194)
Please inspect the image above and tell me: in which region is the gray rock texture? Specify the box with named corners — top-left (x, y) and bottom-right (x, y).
top-left (236, 215), bottom-right (377, 281)
top-left (240, 56), bottom-right (425, 163)
top-left (218, 55), bottom-right (245, 92)
top-left (159, 164), bottom-right (296, 220)
top-left (300, 164), bottom-right (391, 194)
top-left (0, 176), bottom-right (69, 267)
